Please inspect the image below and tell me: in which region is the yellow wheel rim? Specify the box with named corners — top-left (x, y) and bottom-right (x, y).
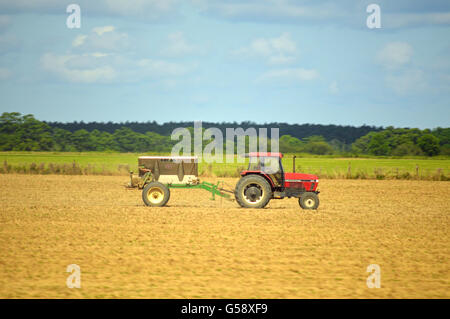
top-left (304, 198), bottom-right (315, 208)
top-left (147, 187), bottom-right (164, 204)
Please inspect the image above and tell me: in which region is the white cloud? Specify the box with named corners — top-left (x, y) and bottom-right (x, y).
top-left (385, 69), bottom-right (427, 95)
top-left (377, 42), bottom-right (428, 95)
top-left (91, 52), bottom-right (109, 58)
top-left (234, 33), bottom-right (298, 65)
top-left (160, 32), bottom-right (199, 57)
top-left (93, 26), bottom-right (115, 36)
top-left (72, 26), bottom-right (129, 52)
top-left (329, 81), bottom-right (339, 94)
top-left (41, 53), bottom-right (117, 83)
top-left (377, 42), bottom-right (413, 69)
top-left (72, 35), bottom-right (87, 47)
top-left (0, 67), bottom-right (11, 80)
top-left (42, 24), bottom-right (194, 84)
top-left (40, 52), bottom-right (191, 84)
top-left (258, 67), bottom-right (319, 83)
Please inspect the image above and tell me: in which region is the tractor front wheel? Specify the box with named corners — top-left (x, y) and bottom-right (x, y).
top-left (142, 182), bottom-right (170, 207)
top-left (235, 175), bottom-right (272, 208)
top-left (299, 192), bottom-right (319, 210)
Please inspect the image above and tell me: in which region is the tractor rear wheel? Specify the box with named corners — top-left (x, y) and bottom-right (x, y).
top-left (142, 181), bottom-right (170, 207)
top-left (299, 192), bottom-right (319, 210)
top-left (235, 175), bottom-right (272, 208)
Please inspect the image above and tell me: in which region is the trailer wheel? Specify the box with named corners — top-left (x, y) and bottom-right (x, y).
top-left (299, 192), bottom-right (319, 210)
top-left (142, 182), bottom-right (170, 207)
top-left (235, 175), bottom-right (272, 208)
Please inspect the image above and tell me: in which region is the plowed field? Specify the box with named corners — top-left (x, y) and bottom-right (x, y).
top-left (0, 175), bottom-right (448, 298)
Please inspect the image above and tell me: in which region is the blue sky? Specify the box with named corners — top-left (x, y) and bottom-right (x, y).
top-left (0, 0), bottom-right (449, 128)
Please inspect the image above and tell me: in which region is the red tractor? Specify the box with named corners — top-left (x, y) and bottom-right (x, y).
top-left (234, 152), bottom-right (320, 209)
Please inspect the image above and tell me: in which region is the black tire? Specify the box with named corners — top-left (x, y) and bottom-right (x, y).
top-left (142, 181), bottom-right (170, 207)
top-left (299, 192), bottom-right (319, 210)
top-left (235, 175), bottom-right (272, 208)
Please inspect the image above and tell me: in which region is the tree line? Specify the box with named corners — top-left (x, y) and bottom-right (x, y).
top-left (44, 119), bottom-right (382, 145)
top-left (1, 112), bottom-right (449, 156)
top-left (352, 127), bottom-right (449, 156)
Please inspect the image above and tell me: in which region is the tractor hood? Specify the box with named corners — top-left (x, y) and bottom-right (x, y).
top-left (284, 172), bottom-right (318, 182)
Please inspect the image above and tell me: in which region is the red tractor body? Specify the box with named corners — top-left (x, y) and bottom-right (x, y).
top-left (235, 152), bottom-right (320, 209)
top-left (240, 171), bottom-right (319, 192)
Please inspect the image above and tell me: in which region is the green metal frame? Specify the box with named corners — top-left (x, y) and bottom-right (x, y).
top-left (167, 181), bottom-right (232, 201)
top-left (133, 171), bottom-right (233, 201)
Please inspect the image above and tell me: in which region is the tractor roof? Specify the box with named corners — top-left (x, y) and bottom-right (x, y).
top-left (247, 152), bottom-right (283, 158)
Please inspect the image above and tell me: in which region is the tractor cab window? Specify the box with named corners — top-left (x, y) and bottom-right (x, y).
top-left (247, 157), bottom-right (281, 174)
top-left (261, 157), bottom-right (281, 174)
top-left (248, 157), bottom-right (261, 171)
top-left (247, 156), bottom-right (283, 188)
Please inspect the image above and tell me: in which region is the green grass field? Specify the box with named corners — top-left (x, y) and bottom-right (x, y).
top-left (0, 151), bottom-right (449, 179)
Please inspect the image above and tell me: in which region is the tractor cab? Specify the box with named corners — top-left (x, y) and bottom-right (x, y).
top-left (244, 152), bottom-right (285, 188)
top-left (236, 152), bottom-right (320, 209)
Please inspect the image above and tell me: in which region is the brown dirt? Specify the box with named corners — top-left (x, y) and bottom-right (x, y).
top-left (0, 174), bottom-right (449, 298)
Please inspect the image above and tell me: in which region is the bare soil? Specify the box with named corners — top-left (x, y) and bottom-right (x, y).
top-left (0, 175), bottom-right (448, 298)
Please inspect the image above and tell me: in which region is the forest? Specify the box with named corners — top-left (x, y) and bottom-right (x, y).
top-left (1, 112), bottom-right (449, 156)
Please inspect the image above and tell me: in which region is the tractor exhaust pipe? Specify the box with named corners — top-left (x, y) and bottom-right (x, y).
top-left (293, 155), bottom-right (296, 173)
